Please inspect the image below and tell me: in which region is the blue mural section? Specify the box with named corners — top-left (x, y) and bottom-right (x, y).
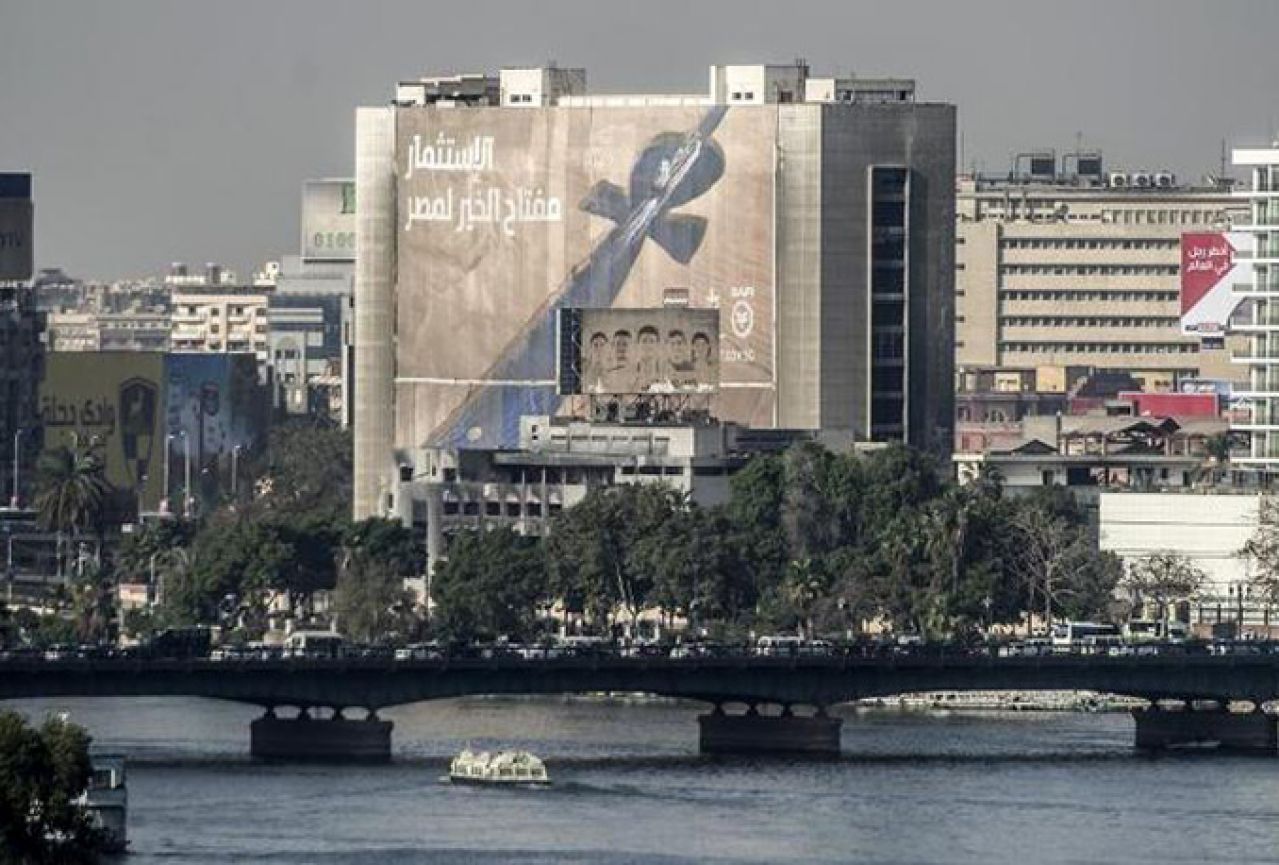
top-left (163, 354), bottom-right (268, 510)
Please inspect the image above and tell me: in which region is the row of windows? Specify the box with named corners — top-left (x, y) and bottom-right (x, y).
top-left (180, 305), bottom-right (262, 316)
top-left (1000, 316), bottom-right (1180, 328)
top-left (1105, 209), bottom-right (1225, 226)
top-left (1002, 264), bottom-right (1179, 276)
top-left (972, 207), bottom-right (1225, 226)
top-left (1000, 238), bottom-right (1179, 251)
top-left (1001, 289), bottom-right (1179, 302)
top-left (1001, 341), bottom-right (1198, 354)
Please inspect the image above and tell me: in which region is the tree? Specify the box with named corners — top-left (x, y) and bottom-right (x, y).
top-left (241, 422), bottom-right (352, 530)
top-left (546, 485), bottom-right (682, 635)
top-left (69, 560), bottom-right (117, 645)
top-left (1121, 552), bottom-right (1206, 628)
top-left (115, 519), bottom-right (194, 584)
top-left (342, 518), bottom-right (421, 578)
top-left (1240, 495), bottom-right (1279, 607)
top-left (0, 710), bottom-right (107, 864)
top-left (332, 552), bottom-right (415, 643)
top-left (33, 440), bottom-right (115, 577)
top-left (1007, 496), bottom-right (1110, 632)
top-left (645, 505), bottom-right (751, 629)
top-left (432, 527), bottom-right (546, 641)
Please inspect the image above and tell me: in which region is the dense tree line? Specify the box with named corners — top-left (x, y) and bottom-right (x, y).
top-left (433, 443), bottom-right (1124, 643)
top-left (16, 425), bottom-right (1140, 649)
top-left (14, 420), bottom-right (426, 646)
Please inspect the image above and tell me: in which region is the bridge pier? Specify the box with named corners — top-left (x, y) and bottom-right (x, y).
top-left (250, 708), bottom-right (393, 763)
top-left (1133, 705), bottom-right (1277, 754)
top-left (698, 704), bottom-right (842, 755)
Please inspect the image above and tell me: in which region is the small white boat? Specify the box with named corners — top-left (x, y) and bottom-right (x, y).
top-left (447, 748), bottom-right (550, 787)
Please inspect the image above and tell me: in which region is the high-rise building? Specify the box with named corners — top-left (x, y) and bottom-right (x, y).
top-left (1231, 147), bottom-right (1279, 472)
top-left (956, 162), bottom-right (1245, 384)
top-left (353, 62), bottom-right (956, 518)
top-left (0, 286), bottom-right (43, 508)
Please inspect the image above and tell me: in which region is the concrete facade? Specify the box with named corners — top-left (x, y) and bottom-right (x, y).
top-left (956, 174), bottom-right (1245, 381)
top-left (1099, 491), bottom-right (1257, 593)
top-left (402, 415), bottom-right (854, 574)
top-left (1231, 147), bottom-right (1279, 472)
top-left (171, 287), bottom-right (270, 370)
top-left (268, 255), bottom-right (353, 424)
top-left (353, 62), bottom-right (955, 519)
top-left (0, 286), bottom-right (43, 508)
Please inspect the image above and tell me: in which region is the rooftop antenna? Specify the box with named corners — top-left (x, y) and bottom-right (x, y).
top-left (1220, 138), bottom-right (1228, 181)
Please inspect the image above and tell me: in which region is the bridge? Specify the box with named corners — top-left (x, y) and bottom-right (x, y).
top-left (3, 653), bottom-right (1278, 759)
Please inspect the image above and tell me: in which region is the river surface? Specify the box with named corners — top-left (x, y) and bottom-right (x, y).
top-left (3, 696), bottom-right (1277, 864)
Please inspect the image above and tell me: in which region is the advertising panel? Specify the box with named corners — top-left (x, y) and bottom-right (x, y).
top-left (395, 105), bottom-right (775, 448)
top-left (39, 353), bottom-right (166, 510)
top-left (165, 354), bottom-right (267, 507)
top-left (0, 173), bottom-right (33, 282)
top-left (561, 308), bottom-right (719, 395)
top-left (1181, 232), bottom-right (1250, 335)
top-left (301, 179), bottom-right (356, 262)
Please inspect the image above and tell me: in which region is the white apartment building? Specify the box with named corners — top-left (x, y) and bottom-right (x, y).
top-left (1232, 147), bottom-right (1279, 472)
top-left (170, 287), bottom-right (270, 369)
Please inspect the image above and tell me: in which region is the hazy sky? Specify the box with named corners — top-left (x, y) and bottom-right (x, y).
top-left (3, 0), bottom-right (1278, 280)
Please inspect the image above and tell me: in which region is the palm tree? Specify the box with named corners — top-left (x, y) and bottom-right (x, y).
top-left (34, 438), bottom-right (114, 578)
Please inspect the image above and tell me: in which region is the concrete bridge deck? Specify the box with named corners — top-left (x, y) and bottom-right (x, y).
top-left (4, 653), bottom-right (1277, 759)
top-left (3, 653), bottom-right (1278, 710)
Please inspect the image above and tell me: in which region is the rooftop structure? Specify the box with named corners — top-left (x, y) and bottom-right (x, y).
top-left (401, 414), bottom-right (861, 574)
top-left (955, 412), bottom-right (1228, 508)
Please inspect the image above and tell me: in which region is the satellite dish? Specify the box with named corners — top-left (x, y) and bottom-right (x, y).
top-left (466, 426), bottom-right (483, 443)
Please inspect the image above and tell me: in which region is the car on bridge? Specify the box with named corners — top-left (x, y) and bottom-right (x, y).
top-left (754, 636), bottom-right (835, 658)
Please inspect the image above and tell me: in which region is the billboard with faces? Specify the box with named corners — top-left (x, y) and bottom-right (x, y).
top-left (560, 307), bottom-right (720, 395)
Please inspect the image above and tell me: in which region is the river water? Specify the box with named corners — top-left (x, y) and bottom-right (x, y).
top-left (3, 695), bottom-right (1277, 864)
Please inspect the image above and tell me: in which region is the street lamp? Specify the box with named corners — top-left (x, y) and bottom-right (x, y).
top-left (10, 427), bottom-right (26, 510)
top-left (165, 432), bottom-right (191, 519)
top-left (230, 444), bottom-right (242, 498)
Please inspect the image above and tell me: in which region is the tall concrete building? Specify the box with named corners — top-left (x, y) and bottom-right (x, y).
top-left (353, 62), bottom-right (956, 518)
top-left (956, 162), bottom-right (1245, 385)
top-left (1231, 146), bottom-right (1279, 472)
top-left (0, 286), bottom-right (43, 508)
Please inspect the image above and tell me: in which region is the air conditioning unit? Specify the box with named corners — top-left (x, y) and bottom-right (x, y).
top-left (1131, 172), bottom-right (1152, 188)
top-left (1108, 172), bottom-right (1129, 188)
top-left (1154, 172), bottom-right (1176, 189)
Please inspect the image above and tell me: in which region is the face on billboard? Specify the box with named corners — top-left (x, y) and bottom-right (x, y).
top-left (395, 106), bottom-right (776, 447)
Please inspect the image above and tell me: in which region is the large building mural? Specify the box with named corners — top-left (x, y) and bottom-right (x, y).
top-left (39, 353), bottom-right (266, 512)
top-left (394, 106), bottom-right (777, 449)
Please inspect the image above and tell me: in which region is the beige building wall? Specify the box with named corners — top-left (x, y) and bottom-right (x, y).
top-left (171, 290), bottom-right (269, 366)
top-left (955, 180), bottom-right (1246, 383)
